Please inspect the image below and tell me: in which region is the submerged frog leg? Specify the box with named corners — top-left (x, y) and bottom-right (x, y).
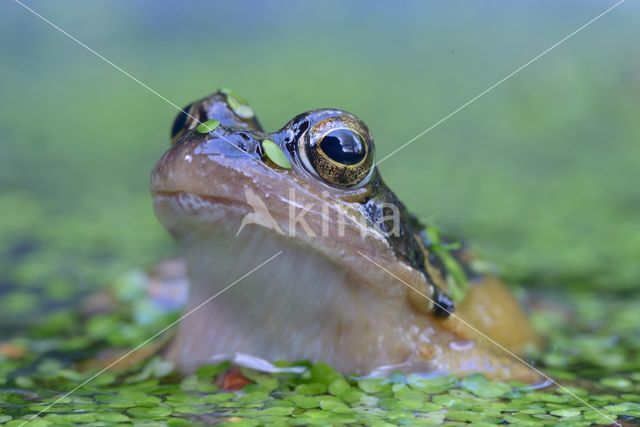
top-left (438, 275), bottom-right (541, 355)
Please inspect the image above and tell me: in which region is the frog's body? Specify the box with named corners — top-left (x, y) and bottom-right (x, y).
top-left (151, 90), bottom-right (539, 381)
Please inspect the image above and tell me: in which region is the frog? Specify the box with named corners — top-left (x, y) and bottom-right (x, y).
top-left (150, 89), bottom-right (540, 382)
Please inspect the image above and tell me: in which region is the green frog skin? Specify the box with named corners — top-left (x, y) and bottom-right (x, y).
top-left (151, 90), bottom-right (540, 381)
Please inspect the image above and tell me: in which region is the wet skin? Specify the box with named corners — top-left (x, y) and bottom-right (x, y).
top-left (151, 90), bottom-right (540, 381)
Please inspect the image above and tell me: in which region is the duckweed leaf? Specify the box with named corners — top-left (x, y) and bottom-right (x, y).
top-left (425, 225), bottom-right (469, 302)
top-left (295, 382), bottom-right (327, 395)
top-left (328, 378), bottom-right (351, 396)
top-left (262, 139), bottom-right (291, 169)
top-left (196, 119), bottom-right (220, 134)
top-left (222, 90), bottom-right (255, 119)
top-left (460, 373), bottom-right (511, 398)
top-left (408, 374), bottom-right (457, 393)
top-left (600, 377), bottom-right (632, 389)
top-left (319, 399), bottom-right (352, 414)
top-left (357, 378), bottom-right (387, 394)
top-left (260, 406), bottom-right (294, 416)
top-left (290, 395), bottom-right (319, 409)
top-left (550, 407), bottom-right (581, 417)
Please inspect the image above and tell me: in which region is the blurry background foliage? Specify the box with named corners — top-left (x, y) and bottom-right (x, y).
top-left (1, 1), bottom-right (639, 329)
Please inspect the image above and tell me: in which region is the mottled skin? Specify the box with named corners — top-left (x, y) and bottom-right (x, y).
top-left (151, 90), bottom-right (540, 381)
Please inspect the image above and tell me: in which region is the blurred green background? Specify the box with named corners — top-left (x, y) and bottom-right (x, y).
top-left (1, 1), bottom-right (639, 325)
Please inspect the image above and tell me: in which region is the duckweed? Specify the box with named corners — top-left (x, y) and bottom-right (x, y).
top-left (262, 139), bottom-right (291, 169)
top-left (221, 88), bottom-right (255, 119)
top-left (195, 119), bottom-right (220, 134)
top-left (425, 225), bottom-right (469, 302)
top-left (0, 270), bottom-right (638, 425)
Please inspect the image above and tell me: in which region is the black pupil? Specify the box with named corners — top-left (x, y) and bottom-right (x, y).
top-left (319, 129), bottom-right (366, 165)
top-left (171, 103), bottom-right (192, 138)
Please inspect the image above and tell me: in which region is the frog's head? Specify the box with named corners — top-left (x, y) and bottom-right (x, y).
top-left (152, 90), bottom-right (453, 316)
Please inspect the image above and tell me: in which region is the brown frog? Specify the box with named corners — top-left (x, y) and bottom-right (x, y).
top-left (150, 90), bottom-right (540, 381)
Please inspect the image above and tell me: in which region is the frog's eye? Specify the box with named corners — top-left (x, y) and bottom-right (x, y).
top-left (320, 129), bottom-right (367, 165)
top-left (300, 118), bottom-right (375, 187)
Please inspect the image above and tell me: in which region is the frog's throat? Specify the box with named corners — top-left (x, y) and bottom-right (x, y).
top-left (154, 192), bottom-right (419, 374)
top-left (155, 193), bottom-right (540, 381)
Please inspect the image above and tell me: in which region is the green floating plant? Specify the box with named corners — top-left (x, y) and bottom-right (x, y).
top-left (262, 139), bottom-right (291, 169)
top-left (426, 225), bottom-right (469, 302)
top-left (220, 88), bottom-right (255, 119)
top-left (196, 119), bottom-right (220, 134)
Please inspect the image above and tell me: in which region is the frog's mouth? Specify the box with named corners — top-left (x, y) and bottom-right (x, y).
top-left (151, 133), bottom-right (396, 258)
top-left (150, 146), bottom-right (417, 303)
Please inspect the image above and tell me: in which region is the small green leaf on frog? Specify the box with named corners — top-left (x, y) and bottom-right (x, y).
top-left (221, 88), bottom-right (255, 119)
top-left (196, 120), bottom-right (220, 134)
top-left (220, 87), bottom-right (249, 104)
top-left (229, 101), bottom-right (255, 119)
top-left (262, 139), bottom-right (291, 169)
